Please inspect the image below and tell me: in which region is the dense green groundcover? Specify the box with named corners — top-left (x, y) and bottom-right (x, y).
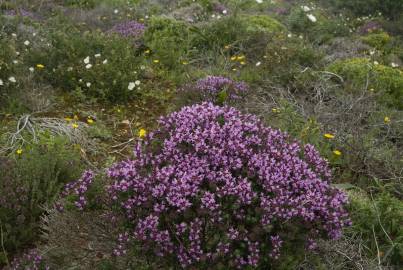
top-left (0, 0), bottom-right (402, 269)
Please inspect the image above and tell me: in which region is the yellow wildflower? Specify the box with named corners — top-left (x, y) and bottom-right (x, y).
top-left (87, 118), bottom-right (94, 124)
top-left (65, 117), bottom-right (72, 122)
top-left (324, 133), bottom-right (335, 139)
top-left (224, 45), bottom-right (230, 49)
top-left (36, 64), bottom-right (45, 69)
top-left (182, 61), bottom-right (189, 65)
top-left (236, 55), bottom-right (245, 61)
top-left (333, 150), bottom-right (342, 156)
top-left (272, 108), bottom-right (280, 113)
top-left (72, 123), bottom-right (79, 129)
top-left (153, 59), bottom-right (160, 63)
top-left (240, 61), bottom-right (246, 65)
top-left (145, 49), bottom-right (150, 54)
top-left (74, 115), bottom-right (79, 120)
top-left (230, 56), bottom-right (237, 61)
top-left (384, 116), bottom-right (391, 124)
top-left (16, 149), bottom-right (23, 155)
top-left (138, 128), bottom-right (147, 138)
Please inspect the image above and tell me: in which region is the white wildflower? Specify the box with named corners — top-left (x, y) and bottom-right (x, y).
top-left (0, 79), bottom-right (3, 86)
top-left (256, 61), bottom-right (261, 67)
top-left (102, 59), bottom-right (108, 64)
top-left (24, 40), bottom-right (30, 46)
top-left (307, 14), bottom-right (317, 23)
top-left (135, 80), bottom-right (141, 86)
top-left (85, 64), bottom-right (92, 69)
top-left (94, 53), bottom-right (101, 58)
top-left (8, 76), bottom-right (16, 83)
top-left (86, 82), bottom-right (91, 87)
top-left (84, 56), bottom-right (90, 64)
top-left (301, 6), bottom-right (311, 12)
top-left (128, 82), bottom-right (136, 91)
top-left (391, 62), bottom-right (399, 68)
top-left (29, 67), bottom-right (34, 72)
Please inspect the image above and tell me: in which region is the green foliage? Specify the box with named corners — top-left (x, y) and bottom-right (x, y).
top-left (0, 135), bottom-right (83, 265)
top-left (329, 0), bottom-right (403, 20)
top-left (26, 21), bottom-right (143, 103)
top-left (241, 14), bottom-right (285, 34)
top-left (347, 189), bottom-right (403, 266)
top-left (328, 58), bottom-right (403, 108)
top-left (144, 16), bottom-right (192, 69)
top-left (361, 31), bottom-right (392, 50)
top-left (64, 0), bottom-right (96, 8)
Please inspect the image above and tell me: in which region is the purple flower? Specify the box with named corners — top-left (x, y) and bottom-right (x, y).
top-left (10, 249), bottom-right (49, 270)
top-left (104, 102), bottom-right (350, 267)
top-left (60, 170), bottom-right (95, 210)
top-left (109, 21), bottom-right (146, 38)
top-left (192, 76), bottom-right (249, 103)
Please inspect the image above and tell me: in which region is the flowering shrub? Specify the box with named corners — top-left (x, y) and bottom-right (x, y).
top-left (109, 21), bottom-right (146, 39)
top-left (60, 170), bottom-right (95, 210)
top-left (9, 249), bottom-right (49, 270)
top-left (106, 102), bottom-right (351, 268)
top-left (193, 76), bottom-right (248, 103)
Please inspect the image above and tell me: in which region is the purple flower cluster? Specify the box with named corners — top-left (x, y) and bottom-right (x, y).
top-left (4, 8), bottom-right (36, 19)
top-left (194, 76), bottom-right (248, 102)
top-left (109, 21), bottom-right (146, 38)
top-left (61, 170), bottom-right (94, 210)
top-left (10, 249), bottom-right (49, 270)
top-left (106, 102), bottom-right (350, 268)
top-left (357, 20), bottom-right (382, 34)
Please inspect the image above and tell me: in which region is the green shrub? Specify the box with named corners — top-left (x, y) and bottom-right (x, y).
top-left (144, 16), bottom-right (192, 69)
top-left (241, 14), bottom-right (285, 34)
top-left (347, 189), bottom-right (402, 266)
top-left (328, 58), bottom-right (403, 108)
top-left (26, 21), bottom-right (144, 103)
top-left (328, 0), bottom-right (403, 20)
top-left (361, 31), bottom-right (392, 50)
top-left (0, 135), bottom-right (83, 265)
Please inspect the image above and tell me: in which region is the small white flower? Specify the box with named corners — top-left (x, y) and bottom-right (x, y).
top-left (135, 80), bottom-right (141, 86)
top-left (33, 32), bottom-right (37, 37)
top-left (67, 67), bottom-right (73, 71)
top-left (13, 60), bottom-right (18, 64)
top-left (102, 59), bottom-right (108, 64)
top-left (24, 40), bottom-right (30, 46)
top-left (85, 64), bottom-right (92, 69)
top-left (369, 50), bottom-right (375, 55)
top-left (256, 61), bottom-right (261, 67)
top-left (217, 15), bottom-right (221, 19)
top-left (301, 6), bottom-right (311, 12)
top-left (8, 76), bottom-right (16, 83)
top-left (128, 82), bottom-right (136, 90)
top-left (212, 14), bottom-right (216, 18)
top-left (11, 33), bottom-right (17, 37)
top-left (84, 56), bottom-right (90, 64)
top-left (391, 62), bottom-right (399, 68)
top-left (94, 53), bottom-right (101, 58)
top-left (222, 10), bottom-right (227, 15)
top-left (79, 79), bottom-right (83, 82)
top-left (299, 35), bottom-right (303, 39)
top-left (287, 33), bottom-right (292, 38)
top-left (29, 67), bottom-right (34, 72)
top-left (307, 14), bottom-right (317, 23)
top-left (0, 79), bottom-right (3, 86)
top-left (374, 61), bottom-right (379, 65)
top-left (140, 65), bottom-right (146, 70)
top-left (256, 0), bottom-right (263, 3)
top-left (145, 15), bottom-right (149, 19)
top-left (114, 9), bottom-right (119, 14)
top-left (86, 82), bottom-right (91, 87)
top-left (16, 52), bottom-right (20, 56)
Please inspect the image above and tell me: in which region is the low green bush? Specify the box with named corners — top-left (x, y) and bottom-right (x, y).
top-left (328, 0), bottom-right (403, 20)
top-left (26, 20), bottom-right (144, 103)
top-left (361, 31), bottom-right (392, 50)
top-left (328, 58), bottom-right (403, 108)
top-left (0, 135), bottom-right (83, 265)
top-left (347, 189), bottom-right (402, 266)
